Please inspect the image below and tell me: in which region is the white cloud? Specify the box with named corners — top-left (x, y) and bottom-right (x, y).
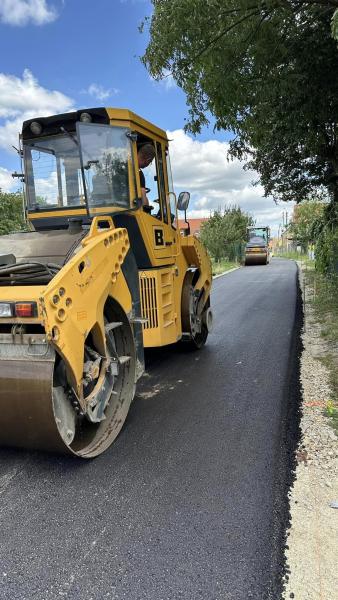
top-left (159, 70), bottom-right (176, 90)
top-left (0, 167), bottom-right (15, 192)
top-left (168, 129), bottom-right (294, 235)
top-left (34, 170), bottom-right (59, 204)
top-left (0, 0), bottom-right (57, 26)
top-left (0, 69), bottom-right (74, 151)
top-left (81, 83), bottom-right (119, 102)
top-left (149, 69), bottom-right (176, 91)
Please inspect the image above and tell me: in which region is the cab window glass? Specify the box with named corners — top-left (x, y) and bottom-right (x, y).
top-left (142, 159), bottom-right (160, 214)
top-left (166, 149), bottom-right (174, 193)
top-left (78, 123), bottom-right (131, 214)
top-left (156, 142), bottom-right (168, 223)
top-left (169, 195), bottom-right (177, 229)
top-left (138, 138), bottom-right (167, 222)
top-left (165, 149), bottom-right (176, 228)
top-left (24, 135), bottom-right (85, 209)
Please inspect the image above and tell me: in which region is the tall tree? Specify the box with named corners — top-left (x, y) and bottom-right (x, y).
top-left (199, 206), bottom-right (253, 261)
top-left (0, 190), bottom-right (26, 235)
top-left (288, 199), bottom-right (325, 248)
top-left (142, 1), bottom-right (338, 204)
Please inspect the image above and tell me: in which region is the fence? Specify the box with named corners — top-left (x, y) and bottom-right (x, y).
top-left (224, 242), bottom-right (246, 263)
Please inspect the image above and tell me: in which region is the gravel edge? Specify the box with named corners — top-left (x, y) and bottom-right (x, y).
top-left (283, 263), bottom-right (338, 600)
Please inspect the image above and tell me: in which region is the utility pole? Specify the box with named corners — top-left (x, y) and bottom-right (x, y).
top-left (278, 224), bottom-right (281, 255)
top-left (285, 211), bottom-right (288, 252)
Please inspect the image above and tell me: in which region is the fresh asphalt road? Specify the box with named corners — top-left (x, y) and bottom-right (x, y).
top-left (0, 258), bottom-right (300, 600)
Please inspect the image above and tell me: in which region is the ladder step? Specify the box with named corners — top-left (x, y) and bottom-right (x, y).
top-left (119, 355), bottom-right (131, 365)
top-left (105, 322), bottom-right (123, 332)
top-left (130, 317), bottom-right (148, 324)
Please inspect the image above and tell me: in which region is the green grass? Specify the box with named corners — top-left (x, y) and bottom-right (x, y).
top-left (211, 258), bottom-right (238, 276)
top-left (304, 267), bottom-right (338, 433)
top-left (275, 251), bottom-right (314, 266)
top-left (320, 356), bottom-right (338, 430)
top-left (276, 250), bottom-right (307, 260)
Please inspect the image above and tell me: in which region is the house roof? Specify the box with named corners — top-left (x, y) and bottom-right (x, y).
top-left (178, 218), bottom-right (208, 235)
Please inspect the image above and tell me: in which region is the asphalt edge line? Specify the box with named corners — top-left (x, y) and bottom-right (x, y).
top-left (268, 263), bottom-right (304, 599)
top-left (213, 266), bottom-right (241, 280)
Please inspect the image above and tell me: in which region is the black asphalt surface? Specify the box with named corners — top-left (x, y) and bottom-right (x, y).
top-left (0, 258), bottom-right (301, 600)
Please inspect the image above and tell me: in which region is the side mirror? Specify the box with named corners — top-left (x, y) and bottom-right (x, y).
top-left (177, 191), bottom-right (190, 212)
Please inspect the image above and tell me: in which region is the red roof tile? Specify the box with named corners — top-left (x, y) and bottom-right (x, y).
top-left (178, 218), bottom-right (208, 235)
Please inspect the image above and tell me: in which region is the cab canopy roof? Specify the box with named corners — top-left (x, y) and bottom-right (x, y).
top-left (22, 107), bottom-right (168, 142)
top-left (247, 226), bottom-right (269, 230)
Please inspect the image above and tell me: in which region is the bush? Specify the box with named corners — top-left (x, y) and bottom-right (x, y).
top-left (200, 206), bottom-right (253, 261)
top-left (313, 202), bottom-right (338, 275)
top-left (0, 190), bottom-right (26, 235)
top-left (315, 226), bottom-right (338, 275)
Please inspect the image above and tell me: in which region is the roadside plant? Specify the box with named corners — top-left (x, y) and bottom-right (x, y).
top-left (200, 205), bottom-right (253, 261)
top-left (0, 189), bottom-right (26, 234)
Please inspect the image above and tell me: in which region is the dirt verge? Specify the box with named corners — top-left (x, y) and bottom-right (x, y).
top-left (283, 264), bottom-right (338, 600)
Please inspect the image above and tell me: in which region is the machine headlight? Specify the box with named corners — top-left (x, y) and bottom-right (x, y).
top-left (0, 302), bottom-right (37, 318)
top-left (80, 112), bottom-right (92, 123)
top-left (0, 303), bottom-right (13, 317)
top-left (30, 121), bottom-right (43, 135)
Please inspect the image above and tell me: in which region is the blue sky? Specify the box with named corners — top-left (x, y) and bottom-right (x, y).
top-left (0, 0), bottom-right (292, 233)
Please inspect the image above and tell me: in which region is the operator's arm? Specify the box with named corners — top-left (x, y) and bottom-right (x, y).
top-left (141, 188), bottom-right (149, 206)
top-left (139, 170), bottom-right (149, 207)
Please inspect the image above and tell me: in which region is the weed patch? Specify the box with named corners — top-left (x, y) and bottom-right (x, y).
top-left (303, 266), bottom-right (338, 433)
top-left (212, 258), bottom-right (238, 276)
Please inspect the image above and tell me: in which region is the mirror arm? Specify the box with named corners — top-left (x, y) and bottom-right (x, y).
top-left (184, 208), bottom-right (190, 236)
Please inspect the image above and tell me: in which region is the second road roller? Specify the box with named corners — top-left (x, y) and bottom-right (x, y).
top-left (244, 226), bottom-right (270, 265)
top-left (0, 107), bottom-right (213, 458)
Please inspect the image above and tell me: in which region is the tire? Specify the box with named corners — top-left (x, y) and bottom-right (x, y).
top-left (181, 271), bottom-right (209, 350)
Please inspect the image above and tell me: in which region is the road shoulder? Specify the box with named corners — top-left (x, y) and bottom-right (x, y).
top-left (283, 263), bottom-right (338, 600)
top-left (213, 266), bottom-right (241, 279)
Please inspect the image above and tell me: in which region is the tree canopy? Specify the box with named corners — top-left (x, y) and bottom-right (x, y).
top-left (288, 198), bottom-right (325, 248)
top-left (199, 205), bottom-right (253, 261)
top-left (0, 190), bottom-right (26, 235)
top-left (142, 1), bottom-right (338, 204)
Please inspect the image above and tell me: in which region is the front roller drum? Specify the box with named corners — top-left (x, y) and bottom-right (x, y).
top-left (244, 253), bottom-right (268, 266)
top-left (0, 359), bottom-right (65, 454)
top-left (0, 318), bottom-right (136, 458)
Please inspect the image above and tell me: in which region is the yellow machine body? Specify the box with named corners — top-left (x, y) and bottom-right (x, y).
top-left (0, 107), bottom-right (212, 457)
top-left (244, 226), bottom-right (270, 266)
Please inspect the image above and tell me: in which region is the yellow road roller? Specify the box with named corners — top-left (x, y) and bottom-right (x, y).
top-left (0, 108), bottom-right (212, 457)
top-left (244, 226), bottom-right (270, 265)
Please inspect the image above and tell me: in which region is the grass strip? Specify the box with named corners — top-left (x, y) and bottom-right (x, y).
top-left (304, 265), bottom-right (338, 433)
top-left (211, 258), bottom-right (238, 276)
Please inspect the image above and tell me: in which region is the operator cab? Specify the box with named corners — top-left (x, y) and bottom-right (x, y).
top-left (246, 226), bottom-right (270, 247)
top-left (21, 107), bottom-right (186, 269)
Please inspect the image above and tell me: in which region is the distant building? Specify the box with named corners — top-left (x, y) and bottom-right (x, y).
top-left (178, 218), bottom-right (208, 236)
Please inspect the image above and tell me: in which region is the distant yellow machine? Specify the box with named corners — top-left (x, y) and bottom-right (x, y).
top-left (0, 108), bottom-right (212, 457)
top-left (244, 226), bottom-right (270, 265)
